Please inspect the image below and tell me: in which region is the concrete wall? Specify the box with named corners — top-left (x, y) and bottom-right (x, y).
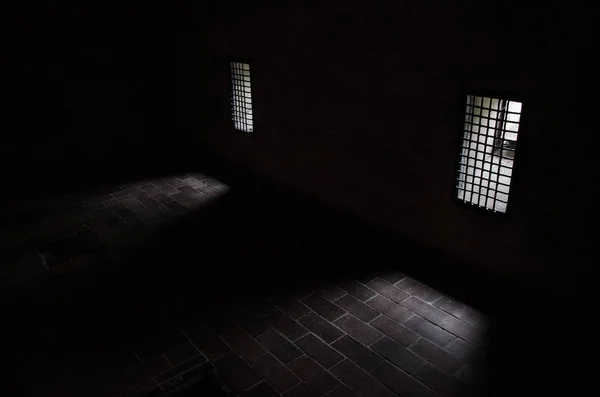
top-left (183, 0), bottom-right (596, 290)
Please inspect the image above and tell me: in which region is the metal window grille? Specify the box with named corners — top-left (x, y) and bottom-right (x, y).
top-left (456, 95), bottom-right (522, 213)
top-left (230, 62), bottom-right (254, 133)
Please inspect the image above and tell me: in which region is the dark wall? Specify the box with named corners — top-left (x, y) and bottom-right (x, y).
top-left (186, 0), bottom-right (596, 291)
top-left (4, 1), bottom-right (184, 199)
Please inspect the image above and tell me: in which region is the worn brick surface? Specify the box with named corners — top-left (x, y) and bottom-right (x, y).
top-left (227, 307), bottom-right (270, 338)
top-left (162, 200), bottom-right (187, 214)
top-left (0, 172), bottom-right (491, 397)
top-left (367, 278), bottom-right (409, 303)
top-left (402, 297), bottom-right (449, 326)
top-left (298, 313), bottom-right (344, 343)
top-left (404, 316), bottom-right (456, 347)
top-left (372, 337), bottom-right (425, 374)
top-left (334, 315), bottom-right (383, 346)
top-left (269, 295), bottom-right (311, 319)
top-left (177, 185), bottom-right (198, 196)
top-left (205, 177), bottom-right (228, 189)
top-left (295, 333), bottom-right (344, 369)
top-left (414, 364), bottom-right (462, 397)
top-left (332, 335), bottom-right (382, 372)
top-left (377, 270), bottom-right (406, 285)
top-left (325, 385), bottom-right (357, 397)
top-left (252, 353), bottom-right (300, 393)
top-left (302, 293), bottom-right (347, 321)
top-left (444, 339), bottom-right (482, 363)
top-left (256, 329), bottom-right (303, 364)
top-left (370, 315), bottom-right (419, 347)
top-left (181, 177), bottom-right (206, 189)
top-left (330, 360), bottom-right (396, 397)
top-left (32, 174), bottom-right (225, 263)
top-left (454, 363), bottom-right (481, 384)
top-left (334, 294), bottom-right (379, 322)
top-left (433, 298), bottom-right (483, 326)
top-left (164, 177), bottom-right (186, 188)
top-left (191, 192), bottom-right (211, 202)
top-left (215, 352), bottom-right (262, 394)
top-left (284, 382), bottom-right (320, 397)
top-left (371, 361), bottom-right (439, 397)
top-left (243, 382), bottom-right (280, 397)
top-left (250, 300), bottom-right (279, 318)
top-left (318, 283), bottom-right (347, 302)
top-left (366, 295), bottom-right (414, 324)
top-left (351, 272), bottom-right (379, 285)
top-left (336, 278), bottom-right (376, 301)
top-left (409, 339), bottom-right (463, 374)
top-left (290, 285), bottom-right (317, 300)
top-left (170, 192), bottom-right (195, 206)
top-left (439, 316), bottom-right (482, 343)
top-left (288, 356), bottom-right (340, 395)
top-left (196, 185), bottom-right (220, 198)
top-left (395, 278), bottom-right (442, 303)
top-left (140, 184), bottom-right (157, 193)
top-left (265, 311), bottom-right (309, 341)
top-left (221, 326), bottom-right (266, 363)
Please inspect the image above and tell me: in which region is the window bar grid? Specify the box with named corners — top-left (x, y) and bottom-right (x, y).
top-left (468, 96), bottom-right (477, 204)
top-left (465, 95), bottom-right (476, 204)
top-left (230, 62), bottom-right (254, 133)
top-left (474, 97), bottom-right (486, 205)
top-left (456, 95), bottom-right (522, 213)
top-left (492, 100), bottom-right (508, 209)
top-left (457, 173), bottom-right (512, 188)
top-left (481, 96), bottom-right (494, 207)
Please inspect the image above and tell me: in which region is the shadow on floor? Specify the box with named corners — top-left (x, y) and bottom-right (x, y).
top-left (0, 171), bottom-right (593, 397)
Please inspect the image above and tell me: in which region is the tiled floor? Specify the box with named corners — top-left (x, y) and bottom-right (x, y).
top-left (1, 173), bottom-right (230, 284)
top-left (0, 173), bottom-right (490, 397)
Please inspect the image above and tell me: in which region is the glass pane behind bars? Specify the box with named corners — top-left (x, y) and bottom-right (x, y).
top-left (230, 62), bottom-right (254, 133)
top-left (456, 95), bottom-right (522, 213)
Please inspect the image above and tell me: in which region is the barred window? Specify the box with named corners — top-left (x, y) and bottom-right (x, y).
top-left (456, 95), bottom-right (522, 213)
top-left (230, 62), bottom-right (254, 133)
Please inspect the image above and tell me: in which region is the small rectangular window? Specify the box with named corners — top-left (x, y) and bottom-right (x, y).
top-left (456, 95), bottom-right (522, 213)
top-left (230, 61), bottom-right (254, 133)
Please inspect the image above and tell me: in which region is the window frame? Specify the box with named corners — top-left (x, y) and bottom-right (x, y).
top-left (452, 88), bottom-right (527, 216)
top-left (228, 58), bottom-right (256, 136)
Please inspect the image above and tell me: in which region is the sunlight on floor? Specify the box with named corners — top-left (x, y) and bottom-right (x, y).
top-left (0, 173), bottom-right (230, 280)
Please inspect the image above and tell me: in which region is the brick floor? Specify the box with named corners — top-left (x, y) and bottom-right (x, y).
top-left (0, 172), bottom-right (492, 397)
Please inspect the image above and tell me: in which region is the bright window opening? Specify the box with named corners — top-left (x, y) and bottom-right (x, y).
top-left (456, 95), bottom-right (522, 213)
top-left (230, 62), bottom-right (254, 133)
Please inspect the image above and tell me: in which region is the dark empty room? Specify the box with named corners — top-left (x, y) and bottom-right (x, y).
top-left (2, 1), bottom-right (597, 396)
